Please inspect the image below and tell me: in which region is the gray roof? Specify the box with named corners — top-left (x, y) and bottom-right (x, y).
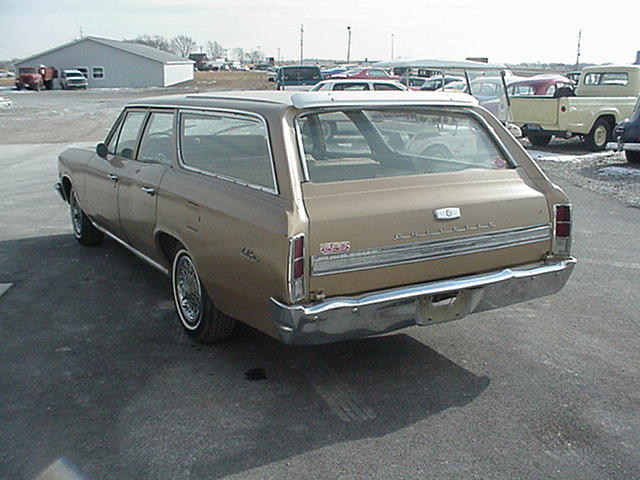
top-left (17, 36), bottom-right (194, 65)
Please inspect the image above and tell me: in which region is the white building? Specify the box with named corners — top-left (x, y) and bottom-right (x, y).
top-left (15, 36), bottom-right (194, 88)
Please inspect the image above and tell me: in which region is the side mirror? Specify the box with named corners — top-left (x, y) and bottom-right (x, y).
top-left (96, 143), bottom-right (108, 158)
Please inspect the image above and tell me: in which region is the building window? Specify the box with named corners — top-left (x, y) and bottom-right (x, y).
top-left (77, 67), bottom-right (88, 78)
top-left (92, 66), bottom-right (105, 79)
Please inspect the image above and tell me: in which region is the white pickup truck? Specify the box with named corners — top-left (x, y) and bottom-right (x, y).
top-left (511, 65), bottom-right (640, 150)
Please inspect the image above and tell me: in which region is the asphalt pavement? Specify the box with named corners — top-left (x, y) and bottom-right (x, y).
top-left (0, 143), bottom-right (638, 480)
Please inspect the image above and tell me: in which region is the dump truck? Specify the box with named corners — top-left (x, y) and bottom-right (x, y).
top-left (15, 66), bottom-right (57, 91)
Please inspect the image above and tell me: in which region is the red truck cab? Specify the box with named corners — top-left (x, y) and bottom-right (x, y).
top-left (15, 66), bottom-right (57, 91)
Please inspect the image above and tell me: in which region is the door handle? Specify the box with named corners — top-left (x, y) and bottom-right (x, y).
top-left (107, 174), bottom-right (119, 182)
top-left (141, 186), bottom-right (156, 196)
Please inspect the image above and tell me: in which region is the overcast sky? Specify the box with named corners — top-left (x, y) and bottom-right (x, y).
top-left (1, 0), bottom-right (638, 64)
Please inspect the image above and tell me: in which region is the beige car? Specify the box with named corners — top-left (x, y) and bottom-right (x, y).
top-left (56, 91), bottom-right (576, 345)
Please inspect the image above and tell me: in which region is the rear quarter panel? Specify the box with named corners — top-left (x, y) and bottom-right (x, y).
top-left (156, 165), bottom-right (292, 338)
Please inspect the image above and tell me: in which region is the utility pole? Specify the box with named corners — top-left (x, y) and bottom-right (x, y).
top-left (300, 24), bottom-right (304, 65)
top-left (346, 26), bottom-right (352, 63)
top-left (277, 47), bottom-right (281, 65)
top-left (79, 26), bottom-right (83, 38)
top-left (391, 33), bottom-right (394, 60)
top-left (575, 29), bottom-right (582, 70)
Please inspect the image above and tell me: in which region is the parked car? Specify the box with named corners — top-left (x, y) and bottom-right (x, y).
top-left (0, 69), bottom-right (15, 78)
top-left (565, 71), bottom-right (581, 85)
top-left (276, 65), bottom-right (323, 90)
top-left (332, 67), bottom-right (400, 80)
top-left (608, 96), bottom-right (640, 164)
top-left (56, 90), bottom-right (575, 345)
top-left (400, 76), bottom-right (428, 90)
top-left (310, 79), bottom-right (408, 91)
top-left (60, 69), bottom-right (88, 89)
top-left (511, 65), bottom-right (640, 150)
top-left (507, 75), bottom-right (574, 97)
top-left (322, 67), bottom-right (348, 78)
top-left (420, 76), bottom-right (464, 91)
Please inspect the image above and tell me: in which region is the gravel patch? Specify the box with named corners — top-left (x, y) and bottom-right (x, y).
top-left (529, 147), bottom-right (640, 208)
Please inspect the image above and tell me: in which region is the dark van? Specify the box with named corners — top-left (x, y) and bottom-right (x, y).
top-left (276, 65), bottom-right (322, 90)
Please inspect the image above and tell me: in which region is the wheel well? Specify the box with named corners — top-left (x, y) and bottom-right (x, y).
top-left (596, 115), bottom-right (615, 129)
top-left (61, 176), bottom-right (72, 202)
top-left (156, 232), bottom-right (182, 264)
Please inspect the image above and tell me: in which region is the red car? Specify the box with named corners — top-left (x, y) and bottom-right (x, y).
top-left (331, 67), bottom-right (400, 81)
top-left (507, 75), bottom-right (574, 97)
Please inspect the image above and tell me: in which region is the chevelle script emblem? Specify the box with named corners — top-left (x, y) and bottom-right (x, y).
top-left (393, 222), bottom-right (496, 240)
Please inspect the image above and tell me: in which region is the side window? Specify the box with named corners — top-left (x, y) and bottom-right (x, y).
top-left (77, 67), bottom-right (88, 78)
top-left (374, 83), bottom-right (402, 90)
top-left (334, 83), bottom-right (369, 91)
top-left (115, 111), bottom-right (146, 159)
top-left (137, 112), bottom-right (174, 164)
top-left (92, 66), bottom-right (104, 79)
top-left (180, 113), bottom-right (276, 192)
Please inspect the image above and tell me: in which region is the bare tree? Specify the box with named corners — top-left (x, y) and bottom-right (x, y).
top-left (206, 41), bottom-right (225, 60)
top-left (128, 35), bottom-right (172, 53)
top-left (171, 35), bottom-right (197, 58)
top-left (247, 49), bottom-right (265, 63)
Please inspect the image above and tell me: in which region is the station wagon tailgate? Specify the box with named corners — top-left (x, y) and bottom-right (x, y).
top-left (302, 170), bottom-right (552, 298)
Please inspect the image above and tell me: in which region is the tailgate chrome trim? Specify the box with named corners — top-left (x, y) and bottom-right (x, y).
top-left (311, 224), bottom-right (551, 276)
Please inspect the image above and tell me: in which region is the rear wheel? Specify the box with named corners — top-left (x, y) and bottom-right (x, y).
top-left (171, 247), bottom-right (236, 343)
top-left (69, 190), bottom-right (104, 246)
top-left (527, 131), bottom-right (552, 147)
top-left (626, 150), bottom-right (640, 164)
top-left (585, 118), bottom-right (611, 151)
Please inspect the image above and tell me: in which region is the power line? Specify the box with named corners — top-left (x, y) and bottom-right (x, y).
top-left (0, 43), bottom-right (32, 55)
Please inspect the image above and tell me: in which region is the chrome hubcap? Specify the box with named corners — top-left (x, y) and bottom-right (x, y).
top-left (70, 193), bottom-right (83, 235)
top-left (175, 254), bottom-right (202, 328)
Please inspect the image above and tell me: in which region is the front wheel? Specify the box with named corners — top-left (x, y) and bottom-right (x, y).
top-left (70, 190), bottom-right (104, 246)
top-left (585, 118), bottom-right (611, 151)
top-left (626, 150), bottom-right (640, 164)
top-left (171, 248), bottom-right (236, 343)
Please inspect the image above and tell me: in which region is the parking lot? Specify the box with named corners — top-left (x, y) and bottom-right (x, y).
top-left (1, 86), bottom-right (639, 480)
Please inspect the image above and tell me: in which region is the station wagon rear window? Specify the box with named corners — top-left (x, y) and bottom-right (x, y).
top-left (179, 112), bottom-right (276, 192)
top-left (297, 108), bottom-right (511, 183)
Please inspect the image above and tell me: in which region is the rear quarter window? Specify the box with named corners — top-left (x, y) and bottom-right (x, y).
top-left (179, 112), bottom-right (277, 193)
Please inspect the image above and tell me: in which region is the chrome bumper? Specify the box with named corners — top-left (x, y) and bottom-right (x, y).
top-left (606, 141), bottom-right (640, 152)
top-left (270, 258), bottom-right (576, 345)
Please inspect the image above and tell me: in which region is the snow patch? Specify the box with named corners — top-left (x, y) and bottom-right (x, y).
top-left (529, 150), bottom-right (621, 163)
top-left (598, 166), bottom-right (640, 177)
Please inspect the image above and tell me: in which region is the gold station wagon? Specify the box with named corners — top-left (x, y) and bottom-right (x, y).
top-left (56, 91), bottom-right (576, 345)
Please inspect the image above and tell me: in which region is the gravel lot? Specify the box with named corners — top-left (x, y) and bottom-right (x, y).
top-left (0, 86), bottom-right (638, 480)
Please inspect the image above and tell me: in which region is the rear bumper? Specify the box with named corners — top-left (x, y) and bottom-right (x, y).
top-left (270, 258), bottom-right (576, 345)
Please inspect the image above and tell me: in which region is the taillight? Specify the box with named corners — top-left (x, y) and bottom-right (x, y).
top-left (552, 204), bottom-right (572, 255)
top-left (289, 234), bottom-right (305, 303)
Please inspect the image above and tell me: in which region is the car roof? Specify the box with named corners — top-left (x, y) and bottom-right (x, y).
top-left (318, 79), bottom-right (399, 84)
top-left (133, 90), bottom-right (478, 110)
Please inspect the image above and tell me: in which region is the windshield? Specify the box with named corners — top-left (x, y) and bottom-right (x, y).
top-left (65, 71), bottom-right (84, 77)
top-left (280, 67), bottom-right (321, 81)
top-left (297, 108), bottom-right (510, 183)
top-left (20, 67), bottom-right (37, 74)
